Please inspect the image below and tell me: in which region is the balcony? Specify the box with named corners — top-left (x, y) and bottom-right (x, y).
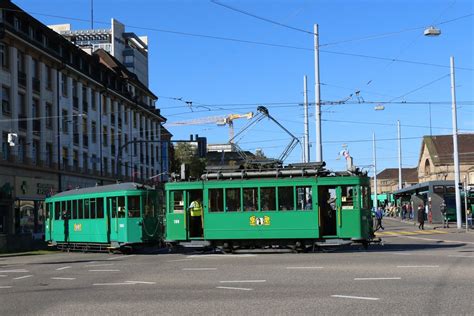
top-left (18, 71), bottom-right (26, 87)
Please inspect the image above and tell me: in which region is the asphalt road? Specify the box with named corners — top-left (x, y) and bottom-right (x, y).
top-left (1, 219), bottom-right (473, 315)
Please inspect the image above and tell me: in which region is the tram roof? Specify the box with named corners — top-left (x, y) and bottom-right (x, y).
top-left (51, 183), bottom-right (152, 199)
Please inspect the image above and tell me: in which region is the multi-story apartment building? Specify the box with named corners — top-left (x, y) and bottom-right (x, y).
top-left (49, 19), bottom-right (149, 87)
top-left (0, 1), bottom-right (167, 251)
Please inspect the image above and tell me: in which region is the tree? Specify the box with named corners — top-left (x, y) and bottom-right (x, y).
top-left (171, 143), bottom-right (206, 179)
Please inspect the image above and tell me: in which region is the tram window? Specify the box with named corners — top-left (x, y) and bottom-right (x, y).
top-left (60, 201), bottom-right (66, 219)
top-left (144, 193), bottom-right (156, 217)
top-left (111, 198), bottom-right (118, 218)
top-left (209, 189), bottom-right (224, 212)
top-left (225, 188), bottom-right (241, 212)
top-left (96, 198), bottom-right (104, 218)
top-left (45, 203), bottom-right (50, 219)
top-left (86, 199), bottom-right (95, 219)
top-left (341, 186), bottom-right (354, 209)
top-left (118, 196), bottom-right (125, 218)
top-left (243, 188), bottom-right (258, 211)
top-left (77, 200), bottom-right (83, 219)
top-left (128, 196), bottom-right (141, 217)
top-left (54, 202), bottom-right (60, 220)
top-left (81, 200), bottom-right (89, 219)
top-left (172, 191), bottom-right (184, 214)
top-left (278, 187), bottom-right (294, 211)
top-left (433, 186), bottom-right (445, 194)
top-left (296, 186), bottom-right (312, 210)
top-left (361, 186), bottom-right (370, 209)
top-left (260, 187), bottom-right (276, 211)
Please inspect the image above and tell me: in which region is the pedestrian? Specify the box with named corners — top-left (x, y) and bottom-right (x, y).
top-left (402, 204), bottom-right (407, 220)
top-left (63, 209), bottom-right (70, 243)
top-left (440, 200), bottom-right (449, 228)
top-left (375, 206), bottom-right (384, 231)
top-left (188, 197), bottom-right (203, 237)
top-left (417, 204), bottom-right (425, 230)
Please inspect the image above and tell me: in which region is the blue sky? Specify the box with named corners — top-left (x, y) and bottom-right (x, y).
top-left (16, 0), bottom-right (473, 175)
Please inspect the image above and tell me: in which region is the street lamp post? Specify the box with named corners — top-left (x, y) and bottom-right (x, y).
top-left (314, 24), bottom-right (322, 163)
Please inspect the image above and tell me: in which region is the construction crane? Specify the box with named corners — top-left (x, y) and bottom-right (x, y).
top-left (168, 112), bottom-right (254, 143)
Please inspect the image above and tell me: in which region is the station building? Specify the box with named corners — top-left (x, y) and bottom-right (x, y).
top-left (0, 1), bottom-right (168, 251)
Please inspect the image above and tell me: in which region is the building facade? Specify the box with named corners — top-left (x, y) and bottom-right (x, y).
top-left (49, 19), bottom-right (149, 87)
top-left (418, 134), bottom-right (474, 185)
top-left (0, 1), bottom-right (167, 251)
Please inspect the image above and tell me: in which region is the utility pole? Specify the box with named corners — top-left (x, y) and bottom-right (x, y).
top-left (397, 120), bottom-right (402, 190)
top-left (314, 24), bottom-right (322, 162)
top-left (373, 133), bottom-right (378, 211)
top-left (303, 75), bottom-right (310, 163)
top-left (464, 175), bottom-right (468, 232)
top-left (450, 56), bottom-right (462, 229)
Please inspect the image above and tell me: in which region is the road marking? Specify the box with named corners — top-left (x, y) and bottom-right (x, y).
top-left (88, 269), bottom-right (120, 272)
top-left (219, 280), bottom-right (266, 283)
top-left (402, 235), bottom-right (474, 245)
top-left (354, 277), bottom-right (401, 280)
top-left (93, 282), bottom-right (134, 286)
top-left (84, 263), bottom-right (115, 267)
top-left (331, 295), bottom-right (379, 301)
top-left (56, 266), bottom-right (71, 271)
top-left (125, 281), bottom-right (156, 285)
top-left (390, 252), bottom-right (411, 256)
top-left (286, 266), bottom-right (324, 269)
top-left (51, 277), bottom-right (76, 280)
top-left (0, 286), bottom-right (12, 289)
top-left (0, 275), bottom-right (7, 277)
top-left (448, 255), bottom-right (474, 258)
top-left (397, 265), bottom-right (439, 268)
top-left (167, 259), bottom-right (193, 262)
top-left (182, 268), bottom-right (217, 271)
top-left (217, 286), bottom-right (253, 291)
top-left (13, 275), bottom-right (33, 280)
top-left (0, 269), bottom-right (29, 273)
top-left (187, 254), bottom-right (256, 258)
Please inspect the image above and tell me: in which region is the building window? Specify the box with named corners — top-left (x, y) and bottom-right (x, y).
top-left (1, 86), bottom-right (11, 115)
top-left (45, 66), bottom-right (52, 90)
top-left (32, 99), bottom-right (40, 133)
top-left (18, 93), bottom-right (26, 130)
top-left (45, 143), bottom-right (53, 167)
top-left (18, 137), bottom-right (26, 163)
top-left (62, 147), bottom-right (68, 169)
top-left (61, 74), bottom-right (68, 96)
top-left (0, 43), bottom-right (9, 70)
top-left (91, 90), bottom-right (96, 110)
top-left (102, 95), bottom-right (107, 114)
top-left (32, 140), bottom-right (40, 166)
top-left (45, 103), bottom-right (53, 129)
top-left (73, 150), bottom-right (79, 171)
top-left (91, 121), bottom-right (97, 143)
top-left (32, 58), bottom-right (39, 93)
top-left (424, 159), bottom-right (431, 176)
top-left (62, 110), bottom-right (68, 133)
top-left (103, 126), bottom-right (108, 146)
top-left (124, 134), bottom-right (129, 153)
top-left (103, 157), bottom-right (108, 174)
top-left (133, 112), bottom-right (137, 128)
top-left (91, 154), bottom-right (97, 172)
top-left (124, 106), bottom-right (128, 124)
top-left (83, 152), bottom-right (88, 172)
top-left (2, 132), bottom-right (10, 161)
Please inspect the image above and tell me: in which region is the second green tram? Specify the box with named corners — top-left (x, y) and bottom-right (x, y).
top-left (165, 166), bottom-right (375, 250)
top-left (45, 183), bottom-right (163, 251)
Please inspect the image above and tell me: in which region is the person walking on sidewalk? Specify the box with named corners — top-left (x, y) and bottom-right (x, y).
top-left (375, 207), bottom-right (384, 231)
top-left (417, 204), bottom-right (425, 230)
top-left (440, 200), bottom-right (449, 228)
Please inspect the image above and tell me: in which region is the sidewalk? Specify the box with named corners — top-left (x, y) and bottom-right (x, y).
top-left (384, 216), bottom-right (474, 233)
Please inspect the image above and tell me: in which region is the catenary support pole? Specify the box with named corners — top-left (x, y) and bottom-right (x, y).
top-left (373, 133), bottom-right (378, 211)
top-left (303, 75), bottom-right (310, 163)
top-left (398, 120), bottom-right (402, 190)
top-left (450, 56), bottom-right (462, 229)
top-left (314, 24), bottom-right (322, 162)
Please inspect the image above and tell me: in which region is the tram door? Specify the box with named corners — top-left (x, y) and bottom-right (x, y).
top-left (186, 190), bottom-right (204, 239)
top-left (167, 190), bottom-right (187, 241)
top-left (318, 186), bottom-right (340, 237)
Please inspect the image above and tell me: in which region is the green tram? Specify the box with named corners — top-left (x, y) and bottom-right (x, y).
top-left (45, 183), bottom-right (163, 252)
top-left (165, 164), bottom-right (375, 251)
